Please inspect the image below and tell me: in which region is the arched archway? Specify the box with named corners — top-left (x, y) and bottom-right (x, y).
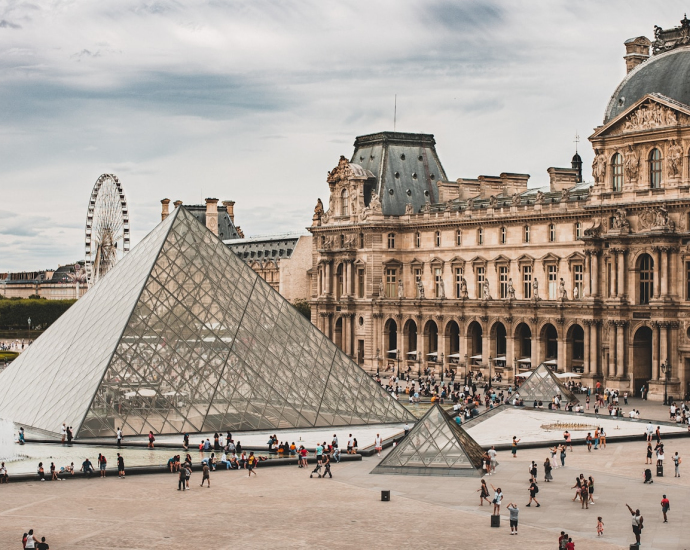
top-left (540, 323), bottom-right (558, 365)
top-left (636, 253), bottom-right (654, 305)
top-left (403, 319), bottom-right (418, 360)
top-left (632, 326), bottom-right (652, 394)
top-left (383, 318), bottom-right (398, 366)
top-left (566, 324), bottom-right (585, 372)
top-left (334, 317), bottom-right (343, 351)
top-left (514, 323), bottom-right (532, 366)
top-left (424, 320), bottom-right (439, 363)
top-left (467, 321), bottom-right (483, 364)
top-left (491, 322), bottom-right (507, 359)
top-left (445, 320), bottom-right (460, 367)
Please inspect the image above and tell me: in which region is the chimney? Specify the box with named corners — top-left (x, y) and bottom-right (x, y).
top-left (161, 198), bottom-right (171, 221)
top-left (173, 200), bottom-right (183, 209)
top-left (205, 198), bottom-right (219, 235)
top-left (547, 167), bottom-right (579, 192)
top-left (222, 200), bottom-right (236, 224)
top-left (624, 36), bottom-right (651, 73)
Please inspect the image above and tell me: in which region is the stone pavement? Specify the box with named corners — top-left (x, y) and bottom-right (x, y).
top-left (2, 434), bottom-right (689, 549)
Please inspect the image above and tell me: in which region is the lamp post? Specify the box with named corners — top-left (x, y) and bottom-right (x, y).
top-left (440, 352), bottom-right (445, 384)
top-left (396, 350), bottom-right (401, 380)
top-left (513, 357), bottom-right (518, 387)
top-left (488, 355), bottom-right (493, 389)
top-left (661, 358), bottom-right (671, 406)
top-left (464, 353), bottom-right (468, 384)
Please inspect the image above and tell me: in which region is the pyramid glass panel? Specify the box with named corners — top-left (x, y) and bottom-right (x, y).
top-left (510, 363), bottom-right (579, 405)
top-left (0, 207), bottom-right (415, 437)
top-left (371, 403), bottom-right (485, 477)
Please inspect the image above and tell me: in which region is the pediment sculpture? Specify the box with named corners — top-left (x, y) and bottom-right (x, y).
top-left (623, 103), bottom-right (677, 132)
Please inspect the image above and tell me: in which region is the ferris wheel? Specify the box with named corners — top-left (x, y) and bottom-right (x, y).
top-left (85, 174), bottom-right (130, 287)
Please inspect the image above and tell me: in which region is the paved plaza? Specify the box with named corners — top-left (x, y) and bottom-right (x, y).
top-left (1, 431), bottom-right (688, 549)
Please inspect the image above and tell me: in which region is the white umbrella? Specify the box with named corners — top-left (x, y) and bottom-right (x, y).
top-left (470, 354), bottom-right (482, 359)
top-left (556, 372), bottom-right (582, 379)
top-left (138, 389), bottom-right (157, 397)
top-left (517, 358), bottom-right (531, 363)
top-left (515, 372), bottom-right (531, 378)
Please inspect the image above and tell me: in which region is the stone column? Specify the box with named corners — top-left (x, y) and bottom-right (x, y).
top-left (660, 248), bottom-right (669, 298)
top-left (653, 247), bottom-right (661, 299)
top-left (591, 252), bottom-right (599, 297)
top-left (590, 321), bottom-right (599, 376)
top-left (584, 253), bottom-right (591, 297)
top-left (583, 322), bottom-right (591, 375)
top-left (611, 253), bottom-right (618, 298)
top-left (345, 261), bottom-right (352, 295)
top-left (608, 322), bottom-right (616, 377)
top-left (557, 334), bottom-right (566, 372)
top-left (652, 322), bottom-right (660, 381)
top-left (660, 322), bottom-right (669, 366)
top-left (345, 315), bottom-right (353, 355)
top-left (325, 262), bottom-right (332, 295)
top-left (616, 321), bottom-right (625, 377)
top-left (530, 324), bottom-right (539, 369)
top-left (617, 250), bottom-right (626, 299)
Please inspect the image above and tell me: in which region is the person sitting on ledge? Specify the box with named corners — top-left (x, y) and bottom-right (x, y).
top-left (167, 456), bottom-right (177, 472)
top-left (81, 458), bottom-right (94, 477)
top-left (0, 462), bottom-right (8, 483)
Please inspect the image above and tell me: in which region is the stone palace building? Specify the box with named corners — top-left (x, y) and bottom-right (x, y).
top-left (308, 17), bottom-right (690, 401)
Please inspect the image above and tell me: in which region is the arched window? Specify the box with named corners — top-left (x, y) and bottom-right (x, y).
top-left (500, 227), bottom-right (506, 244)
top-left (612, 153), bottom-right (623, 192)
top-left (340, 188), bottom-right (349, 216)
top-left (478, 227), bottom-right (484, 245)
top-left (649, 148), bottom-right (662, 188)
top-left (387, 233), bottom-right (395, 249)
top-left (434, 231), bottom-right (441, 247)
top-left (639, 253), bottom-right (654, 304)
top-left (549, 224), bottom-right (556, 242)
top-left (524, 225), bottom-right (530, 243)
top-left (415, 232), bottom-right (421, 248)
top-left (456, 229), bottom-right (462, 246)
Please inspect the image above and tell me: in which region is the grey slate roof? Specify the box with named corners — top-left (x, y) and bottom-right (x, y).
top-left (225, 233), bottom-right (303, 262)
top-left (184, 204), bottom-right (242, 240)
top-left (605, 46), bottom-right (690, 123)
top-left (351, 132), bottom-right (448, 216)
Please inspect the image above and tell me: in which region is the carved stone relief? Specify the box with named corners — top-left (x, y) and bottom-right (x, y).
top-left (623, 103), bottom-right (678, 132)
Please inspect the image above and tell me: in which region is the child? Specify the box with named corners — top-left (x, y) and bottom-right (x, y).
top-left (596, 517), bottom-right (604, 536)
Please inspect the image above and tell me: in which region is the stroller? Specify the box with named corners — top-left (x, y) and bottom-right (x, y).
top-left (644, 468), bottom-right (654, 483)
top-left (310, 462), bottom-right (323, 478)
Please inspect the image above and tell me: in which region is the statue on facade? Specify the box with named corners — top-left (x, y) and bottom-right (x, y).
top-left (532, 277), bottom-right (539, 300)
top-left (483, 279), bottom-right (491, 300)
top-left (460, 277), bottom-right (468, 299)
top-left (535, 190), bottom-right (544, 205)
top-left (312, 198), bottom-right (324, 226)
top-left (398, 279), bottom-right (404, 299)
top-left (612, 208), bottom-right (630, 230)
top-left (322, 235), bottom-right (333, 250)
top-left (559, 277), bottom-right (568, 300)
top-left (416, 278), bottom-right (425, 299)
top-left (573, 285), bottom-right (579, 300)
top-left (592, 149), bottom-right (606, 184)
top-left (560, 188), bottom-right (570, 202)
top-left (378, 278), bottom-right (385, 298)
top-left (668, 139), bottom-right (683, 177)
top-left (370, 191), bottom-right (382, 213)
top-left (654, 206), bottom-right (670, 228)
top-left (623, 145), bottom-right (639, 181)
top-left (507, 277), bottom-right (516, 300)
top-left (405, 203), bottom-right (414, 215)
top-left (438, 278), bottom-right (446, 299)
top-left (488, 195), bottom-right (497, 207)
top-left (512, 192), bottom-right (521, 206)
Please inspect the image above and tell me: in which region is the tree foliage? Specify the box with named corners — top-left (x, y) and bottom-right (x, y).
top-left (292, 299), bottom-right (311, 320)
top-left (0, 299), bottom-right (76, 330)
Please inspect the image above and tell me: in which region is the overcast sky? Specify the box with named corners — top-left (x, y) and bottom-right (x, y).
top-left (0, 1), bottom-right (687, 271)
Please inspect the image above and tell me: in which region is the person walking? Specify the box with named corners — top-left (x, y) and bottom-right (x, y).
top-left (177, 465), bottom-right (186, 491)
top-left (626, 504), bottom-right (643, 547)
top-left (672, 451), bottom-right (681, 477)
top-left (588, 476), bottom-right (595, 504)
top-left (247, 452), bottom-right (257, 477)
top-left (512, 436), bottom-right (521, 458)
top-left (477, 479), bottom-right (491, 506)
top-left (580, 480), bottom-right (589, 509)
top-left (374, 434), bottom-right (382, 457)
top-left (200, 463), bottom-right (210, 488)
top-left (490, 484), bottom-right (503, 515)
top-left (645, 422), bottom-right (654, 442)
top-left (526, 478), bottom-right (540, 507)
top-left (98, 454), bottom-right (107, 478)
top-left (544, 457), bottom-right (553, 482)
top-left (560, 444), bottom-right (567, 467)
top-left (506, 502), bottom-right (519, 535)
top-left (60, 423), bottom-right (66, 444)
top-left (148, 431), bottom-right (155, 449)
top-left (646, 442), bottom-right (653, 464)
top-left (529, 461), bottom-right (537, 479)
top-left (322, 453), bottom-right (332, 478)
top-left (116, 427), bottom-right (122, 447)
top-left (117, 453), bottom-right (125, 479)
top-left (571, 477), bottom-right (582, 502)
top-left (24, 529), bottom-right (39, 549)
top-left (488, 445), bottom-right (497, 474)
top-left (586, 432), bottom-right (593, 452)
top-left (596, 517), bottom-right (604, 536)
top-left (660, 494), bottom-right (669, 523)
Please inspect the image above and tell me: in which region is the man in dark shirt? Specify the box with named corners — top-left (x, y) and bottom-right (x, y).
top-left (117, 453), bottom-right (125, 479)
top-left (37, 536), bottom-right (49, 550)
top-left (81, 459), bottom-right (94, 476)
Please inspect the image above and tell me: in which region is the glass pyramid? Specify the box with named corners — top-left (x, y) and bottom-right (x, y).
top-left (371, 403), bottom-right (485, 477)
top-left (0, 207), bottom-right (415, 438)
top-left (510, 363), bottom-right (579, 405)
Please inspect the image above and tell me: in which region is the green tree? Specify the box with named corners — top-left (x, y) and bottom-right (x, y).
top-left (292, 299), bottom-right (311, 320)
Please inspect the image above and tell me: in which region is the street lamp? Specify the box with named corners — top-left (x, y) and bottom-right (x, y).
top-left (396, 350), bottom-right (401, 380)
top-left (488, 355), bottom-right (493, 389)
top-left (464, 353), bottom-right (468, 383)
top-left (440, 352), bottom-right (445, 383)
top-left (513, 357), bottom-right (518, 387)
top-left (661, 358), bottom-right (671, 406)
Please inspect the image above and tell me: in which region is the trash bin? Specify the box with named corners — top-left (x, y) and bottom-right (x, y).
top-left (491, 514), bottom-right (500, 527)
top-left (381, 490), bottom-right (390, 501)
top-left (657, 464), bottom-right (664, 477)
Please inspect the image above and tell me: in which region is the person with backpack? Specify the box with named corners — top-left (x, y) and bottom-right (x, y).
top-left (526, 478), bottom-right (540, 507)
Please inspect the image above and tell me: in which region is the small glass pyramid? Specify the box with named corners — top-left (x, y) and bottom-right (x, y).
top-left (371, 403), bottom-right (485, 477)
top-left (0, 207), bottom-right (415, 437)
top-left (510, 363), bottom-right (579, 405)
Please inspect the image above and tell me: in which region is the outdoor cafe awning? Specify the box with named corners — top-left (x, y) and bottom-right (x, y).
top-left (517, 358), bottom-right (532, 363)
top-left (470, 354), bottom-right (482, 360)
top-left (556, 372), bottom-right (582, 379)
top-left (447, 353), bottom-right (461, 358)
top-left (543, 359), bottom-right (558, 365)
top-left (493, 356), bottom-right (506, 362)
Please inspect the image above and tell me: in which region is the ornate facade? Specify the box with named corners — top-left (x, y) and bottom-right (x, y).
top-left (309, 18), bottom-right (690, 401)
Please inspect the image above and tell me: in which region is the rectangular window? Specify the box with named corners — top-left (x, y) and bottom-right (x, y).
top-left (575, 222), bottom-right (581, 240)
top-left (607, 262), bottom-right (612, 298)
top-left (499, 266), bottom-right (508, 298)
top-left (456, 230), bottom-right (462, 246)
top-left (476, 267), bottom-right (485, 299)
top-left (687, 262), bottom-right (690, 300)
top-left (548, 265), bottom-right (557, 300)
top-left (434, 267), bottom-right (443, 297)
top-left (454, 267), bottom-right (463, 298)
top-left (357, 269), bottom-right (365, 298)
top-left (385, 268), bottom-right (397, 298)
top-left (523, 265), bottom-right (532, 299)
top-left (573, 264), bottom-right (583, 300)
top-left (478, 228), bottom-right (484, 245)
top-left (524, 226), bottom-right (530, 243)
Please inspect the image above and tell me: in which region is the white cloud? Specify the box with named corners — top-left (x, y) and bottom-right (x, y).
top-left (0, 0), bottom-right (687, 270)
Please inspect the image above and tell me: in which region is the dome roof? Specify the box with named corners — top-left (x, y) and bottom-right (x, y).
top-left (604, 46), bottom-right (690, 123)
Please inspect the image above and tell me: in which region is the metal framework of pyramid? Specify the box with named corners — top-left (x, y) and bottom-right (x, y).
top-left (0, 207), bottom-right (415, 438)
top-left (371, 403), bottom-right (485, 477)
top-left (510, 363), bottom-right (579, 405)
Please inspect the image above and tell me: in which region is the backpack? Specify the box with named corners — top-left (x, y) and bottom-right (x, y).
top-left (533, 484), bottom-right (539, 494)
